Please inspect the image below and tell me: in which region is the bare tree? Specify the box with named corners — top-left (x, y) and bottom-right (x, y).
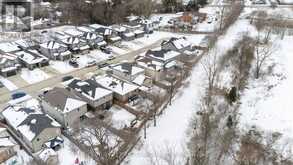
top-left (79, 126), bottom-right (121, 165)
top-left (254, 33), bottom-right (276, 79)
top-left (201, 49), bottom-right (219, 102)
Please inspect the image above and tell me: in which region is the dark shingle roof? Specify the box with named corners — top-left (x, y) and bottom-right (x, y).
top-left (18, 114), bottom-right (59, 141)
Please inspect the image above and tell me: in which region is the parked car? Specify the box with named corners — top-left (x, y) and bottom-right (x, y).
top-left (62, 75), bottom-right (74, 82)
top-left (0, 82), bottom-right (4, 88)
top-left (100, 46), bottom-right (112, 54)
top-left (86, 60), bottom-right (97, 67)
top-left (97, 62), bottom-right (109, 69)
top-left (69, 58), bottom-right (79, 68)
top-left (11, 91), bottom-right (26, 100)
top-left (107, 55), bottom-right (115, 61)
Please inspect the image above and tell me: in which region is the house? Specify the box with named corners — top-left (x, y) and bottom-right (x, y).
top-left (2, 98), bottom-right (62, 153)
top-left (111, 25), bottom-right (135, 41)
top-left (136, 48), bottom-right (181, 81)
top-left (14, 39), bottom-right (39, 50)
top-left (161, 37), bottom-right (201, 63)
top-left (60, 37), bottom-right (90, 54)
top-left (122, 22), bottom-right (145, 38)
top-left (0, 42), bottom-right (21, 54)
top-left (95, 75), bottom-right (139, 103)
top-left (140, 19), bottom-right (156, 34)
top-left (67, 79), bottom-right (113, 110)
top-left (111, 62), bottom-right (145, 83)
top-left (0, 54), bottom-right (21, 77)
top-left (39, 41), bottom-right (72, 61)
top-left (77, 27), bottom-right (107, 48)
top-left (14, 49), bottom-right (49, 70)
top-left (40, 87), bottom-right (88, 128)
top-left (88, 24), bottom-right (121, 44)
top-left (0, 127), bottom-right (20, 164)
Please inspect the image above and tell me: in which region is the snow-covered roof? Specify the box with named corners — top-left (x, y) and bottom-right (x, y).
top-left (163, 37), bottom-right (192, 50)
top-left (61, 37), bottom-right (81, 45)
top-left (0, 127), bottom-right (18, 147)
top-left (67, 78), bottom-right (113, 101)
top-left (64, 28), bottom-right (84, 37)
top-left (95, 75), bottom-right (139, 96)
top-left (89, 24), bottom-right (105, 29)
top-left (15, 50), bottom-right (49, 65)
top-left (124, 32), bottom-right (135, 37)
top-left (40, 41), bottom-right (67, 50)
top-left (110, 36), bottom-right (121, 42)
top-left (38, 148), bottom-right (57, 162)
top-left (0, 42), bottom-right (21, 53)
top-left (111, 25), bottom-right (127, 32)
top-left (145, 47), bottom-right (181, 62)
top-left (112, 62), bottom-right (144, 76)
top-left (42, 87), bottom-right (87, 113)
top-left (14, 39), bottom-right (37, 49)
top-left (2, 98), bottom-right (60, 142)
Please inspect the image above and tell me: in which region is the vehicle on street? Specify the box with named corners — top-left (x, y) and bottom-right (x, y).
top-left (0, 82), bottom-right (4, 88)
top-left (107, 55), bottom-right (115, 60)
top-left (69, 58), bottom-right (79, 68)
top-left (97, 62), bottom-right (110, 69)
top-left (62, 75), bottom-right (74, 82)
top-left (86, 60), bottom-right (97, 67)
top-left (100, 46), bottom-right (112, 54)
top-left (11, 91), bottom-right (27, 100)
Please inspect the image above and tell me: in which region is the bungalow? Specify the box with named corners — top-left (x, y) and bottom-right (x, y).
top-left (95, 75), bottom-right (139, 103)
top-left (0, 54), bottom-right (21, 77)
top-left (14, 49), bottom-right (49, 70)
top-left (88, 24), bottom-right (121, 44)
top-left (0, 127), bottom-right (20, 164)
top-left (136, 48), bottom-right (181, 81)
top-left (40, 87), bottom-right (88, 128)
top-left (2, 98), bottom-right (62, 153)
top-left (39, 41), bottom-right (72, 61)
top-left (67, 79), bottom-right (113, 110)
top-left (111, 62), bottom-right (145, 82)
top-left (111, 25), bottom-right (135, 41)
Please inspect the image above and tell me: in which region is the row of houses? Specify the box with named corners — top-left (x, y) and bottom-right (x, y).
top-left (0, 17), bottom-right (159, 77)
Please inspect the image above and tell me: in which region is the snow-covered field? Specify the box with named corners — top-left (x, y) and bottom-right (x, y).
top-left (239, 36), bottom-right (293, 156)
top-left (20, 68), bottom-right (51, 84)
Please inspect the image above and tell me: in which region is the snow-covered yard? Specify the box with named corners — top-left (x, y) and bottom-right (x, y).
top-left (20, 68), bottom-right (51, 84)
top-left (56, 136), bottom-right (96, 165)
top-left (108, 105), bottom-right (136, 130)
top-left (50, 61), bottom-right (76, 74)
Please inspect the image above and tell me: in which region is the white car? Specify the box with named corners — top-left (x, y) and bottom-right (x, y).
top-left (86, 60), bottom-right (97, 67)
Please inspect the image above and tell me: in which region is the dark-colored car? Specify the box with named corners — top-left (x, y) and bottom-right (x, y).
top-left (11, 91), bottom-right (26, 100)
top-left (0, 82), bottom-right (4, 88)
top-left (97, 62), bottom-right (110, 69)
top-left (62, 75), bottom-right (74, 82)
top-left (69, 59), bottom-right (79, 68)
top-left (100, 46), bottom-right (112, 54)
